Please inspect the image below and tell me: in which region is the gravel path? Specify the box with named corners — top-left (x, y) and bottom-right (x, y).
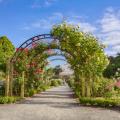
top-left (0, 85), bottom-right (120, 120)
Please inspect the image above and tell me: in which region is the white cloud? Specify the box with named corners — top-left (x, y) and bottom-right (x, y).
top-left (100, 8), bottom-right (120, 33)
top-left (105, 50), bottom-right (117, 56)
top-left (78, 22), bottom-right (96, 33)
top-left (67, 16), bottom-right (96, 33)
top-left (101, 31), bottom-right (120, 46)
top-left (22, 12), bottom-right (96, 34)
top-left (21, 8), bottom-right (120, 56)
top-left (31, 0), bottom-right (58, 8)
top-left (113, 45), bottom-right (120, 51)
top-left (98, 7), bottom-right (120, 56)
top-left (22, 12), bottom-right (63, 30)
top-left (31, 19), bottom-right (52, 29)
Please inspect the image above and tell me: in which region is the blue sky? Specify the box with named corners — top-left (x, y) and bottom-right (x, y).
top-left (0, 0), bottom-right (120, 59)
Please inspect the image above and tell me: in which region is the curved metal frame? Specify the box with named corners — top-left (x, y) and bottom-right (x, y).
top-left (8, 33), bottom-right (73, 97)
top-left (10, 34), bottom-right (58, 62)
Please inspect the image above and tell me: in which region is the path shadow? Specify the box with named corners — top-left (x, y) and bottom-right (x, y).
top-left (31, 95), bottom-right (73, 99)
top-left (17, 86), bottom-right (120, 112)
top-left (18, 100), bottom-right (80, 109)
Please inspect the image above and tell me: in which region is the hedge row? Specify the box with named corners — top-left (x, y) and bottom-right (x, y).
top-left (79, 97), bottom-right (120, 107)
top-left (0, 97), bottom-right (20, 104)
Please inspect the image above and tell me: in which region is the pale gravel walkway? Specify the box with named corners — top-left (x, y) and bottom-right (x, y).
top-left (0, 85), bottom-right (120, 120)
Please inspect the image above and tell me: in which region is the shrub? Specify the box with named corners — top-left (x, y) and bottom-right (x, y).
top-left (27, 89), bottom-right (36, 97)
top-left (50, 79), bottom-right (62, 86)
top-left (79, 97), bottom-right (120, 107)
top-left (0, 97), bottom-right (19, 104)
top-left (57, 79), bottom-right (62, 85)
top-left (104, 92), bottom-right (113, 98)
top-left (25, 89), bottom-right (36, 97)
top-left (40, 85), bottom-right (49, 91)
top-left (50, 80), bottom-right (58, 86)
top-left (67, 79), bottom-right (75, 88)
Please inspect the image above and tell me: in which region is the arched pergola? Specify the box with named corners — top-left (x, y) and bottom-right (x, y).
top-left (6, 34), bottom-right (74, 97)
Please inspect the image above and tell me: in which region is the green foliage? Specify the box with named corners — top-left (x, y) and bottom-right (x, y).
top-left (0, 97), bottom-right (20, 104)
top-left (51, 22), bottom-right (109, 97)
top-left (103, 54), bottom-right (120, 78)
top-left (104, 92), bottom-right (113, 98)
top-left (50, 79), bottom-right (62, 86)
top-left (114, 68), bottom-right (120, 80)
top-left (67, 78), bottom-right (75, 88)
top-left (0, 36), bottom-right (15, 72)
top-left (53, 65), bottom-right (62, 78)
top-left (92, 77), bottom-right (114, 97)
top-left (57, 79), bottom-right (62, 85)
top-left (3, 22), bottom-right (110, 99)
top-left (14, 52), bottom-right (28, 73)
top-left (13, 77), bottom-right (23, 96)
top-left (79, 97), bottom-right (120, 107)
top-left (26, 89), bottom-right (36, 97)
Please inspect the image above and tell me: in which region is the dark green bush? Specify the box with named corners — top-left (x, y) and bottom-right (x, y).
top-left (57, 79), bottom-right (62, 85)
top-left (50, 80), bottom-right (58, 86)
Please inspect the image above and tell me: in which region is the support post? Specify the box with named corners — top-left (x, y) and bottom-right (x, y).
top-left (21, 71), bottom-right (25, 98)
top-left (86, 79), bottom-right (91, 97)
top-left (5, 59), bottom-right (10, 96)
top-left (81, 78), bottom-right (85, 97)
top-left (9, 63), bottom-right (13, 96)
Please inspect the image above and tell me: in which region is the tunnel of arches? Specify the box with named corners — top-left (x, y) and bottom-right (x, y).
top-left (5, 23), bottom-right (108, 98)
top-left (6, 34), bottom-right (74, 97)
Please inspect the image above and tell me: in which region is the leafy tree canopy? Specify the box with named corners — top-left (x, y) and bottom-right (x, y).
top-left (103, 53), bottom-right (120, 78)
top-left (0, 36), bottom-right (15, 72)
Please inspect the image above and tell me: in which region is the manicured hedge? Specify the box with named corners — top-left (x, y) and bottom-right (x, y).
top-left (0, 97), bottom-right (20, 104)
top-left (79, 97), bottom-right (120, 107)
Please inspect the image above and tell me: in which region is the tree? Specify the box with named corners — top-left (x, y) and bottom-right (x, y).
top-left (103, 53), bottom-right (120, 78)
top-left (0, 36), bottom-right (15, 73)
top-left (53, 65), bottom-right (62, 78)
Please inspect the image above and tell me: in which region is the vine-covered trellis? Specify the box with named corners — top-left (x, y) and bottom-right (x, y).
top-left (6, 34), bottom-right (69, 97)
top-left (5, 23), bottom-right (109, 98)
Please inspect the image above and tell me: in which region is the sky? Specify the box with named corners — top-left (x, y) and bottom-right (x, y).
top-left (0, 0), bottom-right (120, 67)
